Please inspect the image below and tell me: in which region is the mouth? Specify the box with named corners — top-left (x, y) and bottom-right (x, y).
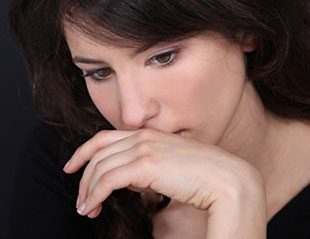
top-left (173, 129), bottom-right (185, 136)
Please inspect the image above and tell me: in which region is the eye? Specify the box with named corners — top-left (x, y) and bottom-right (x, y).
top-left (148, 49), bottom-right (180, 67)
top-left (82, 67), bottom-right (113, 81)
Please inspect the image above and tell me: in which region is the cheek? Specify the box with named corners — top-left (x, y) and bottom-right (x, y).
top-left (86, 81), bottom-right (120, 128)
top-left (172, 49), bottom-right (246, 144)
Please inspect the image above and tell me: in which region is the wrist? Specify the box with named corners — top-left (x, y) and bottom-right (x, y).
top-left (206, 167), bottom-right (267, 239)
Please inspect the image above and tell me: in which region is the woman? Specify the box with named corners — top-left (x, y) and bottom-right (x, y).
top-left (8, 0), bottom-right (309, 238)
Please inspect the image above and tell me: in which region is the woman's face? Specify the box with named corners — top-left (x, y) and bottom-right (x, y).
top-left (64, 26), bottom-right (255, 145)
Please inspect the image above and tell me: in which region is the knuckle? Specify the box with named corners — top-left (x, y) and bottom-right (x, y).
top-left (137, 129), bottom-right (155, 140)
top-left (91, 150), bottom-right (106, 164)
top-left (75, 146), bottom-right (82, 154)
top-left (73, 145), bottom-right (84, 158)
top-left (77, 145), bottom-right (91, 159)
top-left (100, 171), bottom-right (114, 185)
top-left (89, 189), bottom-right (100, 201)
top-left (95, 130), bottom-right (109, 138)
top-left (96, 130), bottom-right (111, 145)
top-left (94, 160), bottom-right (104, 172)
top-left (90, 155), bottom-right (99, 165)
top-left (92, 163), bottom-right (106, 179)
top-left (96, 173), bottom-right (114, 192)
top-left (136, 155), bottom-right (154, 172)
top-left (135, 141), bottom-right (154, 153)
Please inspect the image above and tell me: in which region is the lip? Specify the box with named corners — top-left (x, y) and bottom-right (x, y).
top-left (173, 129), bottom-right (185, 135)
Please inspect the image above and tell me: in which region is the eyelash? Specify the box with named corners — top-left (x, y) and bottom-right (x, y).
top-left (81, 48), bottom-right (181, 83)
top-left (148, 48), bottom-right (180, 68)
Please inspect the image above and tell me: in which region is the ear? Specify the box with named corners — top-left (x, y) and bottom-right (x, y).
top-left (240, 35), bottom-right (256, 53)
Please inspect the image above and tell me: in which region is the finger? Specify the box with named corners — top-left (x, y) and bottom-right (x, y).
top-left (86, 142), bottom-right (151, 199)
top-left (63, 130), bottom-right (138, 173)
top-left (77, 136), bottom-right (146, 208)
top-left (127, 185), bottom-right (155, 193)
top-left (77, 157), bottom-right (154, 216)
top-left (87, 205), bottom-right (102, 218)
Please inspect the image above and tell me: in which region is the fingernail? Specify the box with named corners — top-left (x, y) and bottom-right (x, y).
top-left (63, 160), bottom-right (71, 171)
top-left (76, 195), bottom-right (80, 208)
top-left (77, 203), bottom-right (86, 215)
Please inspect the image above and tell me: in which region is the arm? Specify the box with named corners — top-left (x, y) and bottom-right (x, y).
top-left (63, 128), bottom-right (267, 238)
top-left (205, 170), bottom-right (267, 239)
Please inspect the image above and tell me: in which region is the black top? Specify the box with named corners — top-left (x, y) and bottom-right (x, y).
top-left (8, 122), bottom-right (310, 239)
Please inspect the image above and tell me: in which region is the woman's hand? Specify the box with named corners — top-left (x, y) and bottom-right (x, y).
top-left (63, 128), bottom-right (267, 238)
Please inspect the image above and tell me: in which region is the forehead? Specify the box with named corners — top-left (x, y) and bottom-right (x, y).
top-left (63, 22), bottom-right (163, 59)
top-left (63, 22), bottom-right (126, 49)
top-left (63, 22), bottom-right (232, 61)
top-left (64, 24), bottom-right (103, 49)
top-left (64, 28), bottom-right (134, 65)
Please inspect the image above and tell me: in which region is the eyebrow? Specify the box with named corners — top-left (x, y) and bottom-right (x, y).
top-left (73, 56), bottom-right (107, 64)
top-left (72, 44), bottom-right (154, 65)
top-left (73, 43), bottom-right (178, 64)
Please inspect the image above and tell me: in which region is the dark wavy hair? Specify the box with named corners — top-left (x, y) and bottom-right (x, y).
top-left (8, 0), bottom-right (310, 238)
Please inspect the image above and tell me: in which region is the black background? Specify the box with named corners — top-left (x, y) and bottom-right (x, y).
top-left (1, 1), bottom-right (38, 237)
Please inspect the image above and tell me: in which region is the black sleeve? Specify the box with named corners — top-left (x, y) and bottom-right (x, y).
top-left (8, 122), bottom-right (97, 239)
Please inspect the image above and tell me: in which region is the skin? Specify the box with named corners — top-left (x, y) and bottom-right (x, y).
top-left (62, 24), bottom-right (310, 238)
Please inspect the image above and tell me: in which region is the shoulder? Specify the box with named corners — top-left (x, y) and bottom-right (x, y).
top-left (21, 121), bottom-right (71, 156)
top-left (14, 121), bottom-right (85, 196)
top-left (9, 121), bottom-right (97, 238)
top-left (19, 121), bottom-right (78, 170)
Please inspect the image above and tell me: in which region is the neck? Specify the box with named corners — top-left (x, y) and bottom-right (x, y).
top-left (217, 82), bottom-right (310, 220)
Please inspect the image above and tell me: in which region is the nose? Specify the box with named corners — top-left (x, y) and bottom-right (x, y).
top-left (118, 73), bottom-right (160, 129)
